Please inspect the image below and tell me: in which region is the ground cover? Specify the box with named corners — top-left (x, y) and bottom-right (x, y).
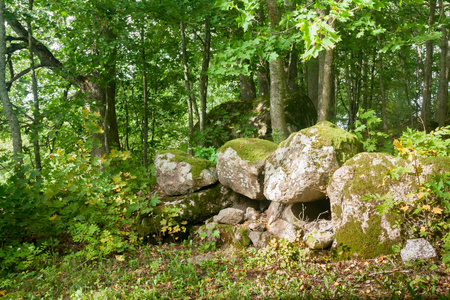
top-left (2, 241), bottom-right (449, 299)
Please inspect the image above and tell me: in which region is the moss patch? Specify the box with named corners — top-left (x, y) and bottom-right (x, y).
top-left (219, 138), bottom-right (277, 163)
top-left (158, 149), bottom-right (216, 179)
top-left (135, 184), bottom-right (235, 238)
top-left (333, 214), bottom-right (400, 261)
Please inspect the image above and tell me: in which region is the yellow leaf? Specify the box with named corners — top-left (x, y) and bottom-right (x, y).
top-left (49, 214), bottom-right (58, 221)
top-left (115, 255), bottom-right (125, 262)
top-left (399, 205), bottom-right (409, 212)
top-left (0, 291), bottom-right (6, 296)
top-left (57, 149), bottom-right (62, 156)
top-left (420, 226), bottom-right (426, 232)
top-left (432, 207), bottom-right (443, 214)
top-left (422, 204), bottom-right (431, 211)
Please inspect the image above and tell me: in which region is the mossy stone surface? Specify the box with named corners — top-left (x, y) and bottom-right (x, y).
top-left (192, 223), bottom-right (251, 249)
top-left (219, 138), bottom-right (277, 163)
top-left (158, 149), bottom-right (215, 179)
top-left (135, 183), bottom-right (237, 238)
top-left (328, 152), bottom-right (450, 261)
top-left (281, 121), bottom-right (363, 165)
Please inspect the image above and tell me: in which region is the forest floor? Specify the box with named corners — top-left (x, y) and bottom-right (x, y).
top-left (3, 241), bottom-right (450, 299)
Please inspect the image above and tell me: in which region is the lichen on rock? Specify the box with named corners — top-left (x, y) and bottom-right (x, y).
top-left (264, 121), bottom-right (363, 204)
top-left (155, 149), bottom-right (217, 196)
top-left (217, 138), bottom-right (277, 200)
top-left (328, 152), bottom-right (450, 260)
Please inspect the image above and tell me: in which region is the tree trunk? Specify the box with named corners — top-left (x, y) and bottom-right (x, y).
top-left (141, 28), bottom-right (148, 170)
top-left (27, 0), bottom-right (41, 170)
top-left (307, 57), bottom-right (319, 109)
top-left (7, 10), bottom-right (119, 157)
top-left (257, 61), bottom-right (270, 97)
top-left (266, 0), bottom-right (288, 142)
top-left (375, 14), bottom-right (388, 133)
top-left (285, 44), bottom-right (299, 95)
top-left (239, 73), bottom-right (256, 101)
top-left (199, 18), bottom-right (211, 132)
top-left (421, 0), bottom-right (436, 131)
top-left (317, 47), bottom-right (334, 122)
top-left (180, 20), bottom-right (195, 153)
top-left (435, 7), bottom-right (448, 127)
top-left (0, 1), bottom-right (23, 163)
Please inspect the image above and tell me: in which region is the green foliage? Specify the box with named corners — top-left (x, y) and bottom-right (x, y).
top-left (373, 127), bottom-right (450, 264)
top-left (193, 146), bottom-right (218, 163)
top-left (352, 109), bottom-right (389, 152)
top-left (0, 112), bottom-right (158, 271)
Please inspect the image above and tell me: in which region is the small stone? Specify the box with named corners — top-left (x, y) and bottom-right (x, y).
top-left (267, 219), bottom-right (299, 242)
top-left (245, 207), bottom-right (260, 222)
top-left (400, 238), bottom-right (437, 262)
top-left (213, 208), bottom-right (245, 225)
top-left (248, 222), bottom-right (266, 232)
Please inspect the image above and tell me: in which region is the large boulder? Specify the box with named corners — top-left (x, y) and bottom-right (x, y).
top-left (155, 150), bottom-right (217, 196)
top-left (193, 93), bottom-right (317, 148)
top-left (328, 152), bottom-right (450, 260)
top-left (217, 138), bottom-right (277, 200)
top-left (264, 121), bottom-right (363, 204)
top-left (135, 183), bottom-right (247, 238)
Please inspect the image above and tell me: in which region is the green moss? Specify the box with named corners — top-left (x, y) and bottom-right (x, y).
top-left (333, 214), bottom-right (399, 261)
top-left (420, 156), bottom-right (450, 175)
top-left (281, 121), bottom-right (363, 165)
top-left (332, 204), bottom-right (342, 220)
top-left (135, 184), bottom-right (235, 238)
top-left (219, 138), bottom-right (277, 163)
top-left (158, 149), bottom-right (216, 179)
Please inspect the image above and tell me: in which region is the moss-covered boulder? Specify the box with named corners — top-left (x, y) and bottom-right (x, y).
top-left (193, 93), bottom-right (317, 147)
top-left (192, 222), bottom-right (251, 249)
top-left (328, 152), bottom-right (450, 260)
top-left (264, 121), bottom-right (363, 204)
top-left (135, 183), bottom-right (246, 238)
top-left (217, 138), bottom-right (277, 200)
top-left (155, 150), bottom-right (217, 196)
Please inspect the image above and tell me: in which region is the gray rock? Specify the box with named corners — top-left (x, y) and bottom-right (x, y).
top-left (248, 222), bottom-right (266, 232)
top-left (217, 138), bottom-right (277, 200)
top-left (303, 220), bottom-right (334, 250)
top-left (267, 219), bottom-right (299, 242)
top-left (400, 238), bottom-right (437, 262)
top-left (245, 207), bottom-right (260, 222)
top-left (136, 184), bottom-right (241, 238)
top-left (264, 121), bottom-right (362, 204)
top-left (248, 231), bottom-right (275, 249)
top-left (155, 150), bottom-right (217, 196)
top-left (328, 152), bottom-right (450, 259)
top-left (213, 208), bottom-right (245, 225)
top-left (266, 201), bottom-right (286, 223)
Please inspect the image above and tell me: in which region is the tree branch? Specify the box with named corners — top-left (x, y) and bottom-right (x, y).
top-left (6, 64), bottom-right (43, 91)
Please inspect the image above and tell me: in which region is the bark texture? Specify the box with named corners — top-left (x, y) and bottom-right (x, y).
top-left (421, 0), bottom-right (436, 130)
top-left (266, 0), bottom-right (288, 142)
top-left (0, 1), bottom-right (23, 163)
top-left (199, 18), bottom-right (211, 131)
top-left (436, 22), bottom-right (448, 127)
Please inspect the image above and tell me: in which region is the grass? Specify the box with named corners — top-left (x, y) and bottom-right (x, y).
top-left (1, 240), bottom-right (450, 299)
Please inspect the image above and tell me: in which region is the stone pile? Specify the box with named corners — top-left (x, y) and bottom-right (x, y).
top-left (138, 121), bottom-right (449, 259)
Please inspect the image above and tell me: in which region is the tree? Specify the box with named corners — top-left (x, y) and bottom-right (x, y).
top-left (266, 0), bottom-right (288, 142)
top-left (421, 0), bottom-right (437, 131)
top-left (0, 1), bottom-right (23, 163)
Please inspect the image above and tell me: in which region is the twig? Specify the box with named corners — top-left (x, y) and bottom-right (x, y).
top-left (369, 269), bottom-right (411, 276)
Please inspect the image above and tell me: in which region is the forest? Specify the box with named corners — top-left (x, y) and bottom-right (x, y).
top-left (0, 0), bottom-right (449, 298)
